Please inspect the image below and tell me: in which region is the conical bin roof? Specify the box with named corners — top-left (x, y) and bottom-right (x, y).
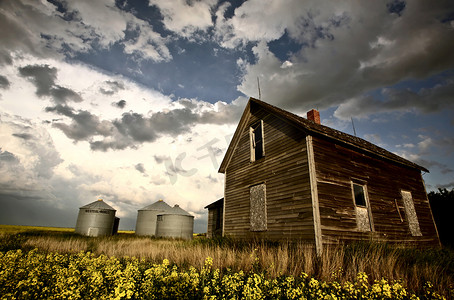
top-left (80, 199), bottom-right (116, 211)
top-left (138, 200), bottom-right (172, 212)
top-left (159, 204), bottom-right (193, 216)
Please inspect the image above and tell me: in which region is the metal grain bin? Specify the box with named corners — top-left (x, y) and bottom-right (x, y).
top-left (156, 204), bottom-right (194, 240)
top-left (135, 200), bottom-right (172, 236)
top-left (75, 199), bottom-right (116, 237)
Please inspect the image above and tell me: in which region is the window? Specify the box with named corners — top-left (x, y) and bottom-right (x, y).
top-left (401, 190), bottom-right (422, 236)
top-left (353, 183), bottom-right (367, 207)
top-left (250, 121), bottom-right (264, 161)
top-left (352, 182), bottom-right (372, 232)
top-left (250, 183), bottom-right (267, 231)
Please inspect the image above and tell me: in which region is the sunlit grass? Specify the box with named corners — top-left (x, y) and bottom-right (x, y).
top-left (0, 224), bottom-right (74, 235)
top-left (0, 225), bottom-right (453, 297)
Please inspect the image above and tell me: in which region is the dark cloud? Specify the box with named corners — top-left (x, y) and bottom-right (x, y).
top-left (52, 110), bottom-right (110, 141)
top-left (48, 100), bottom-right (243, 151)
top-left (0, 148), bottom-right (19, 164)
top-left (335, 76), bottom-right (454, 119)
top-left (100, 80), bottom-right (125, 95)
top-left (0, 75), bottom-right (10, 88)
top-left (45, 104), bottom-right (76, 117)
top-left (12, 133), bottom-right (34, 140)
top-left (387, 0), bottom-right (406, 16)
top-left (436, 182), bottom-right (454, 190)
top-left (46, 105), bottom-right (112, 142)
top-left (0, 191), bottom-right (78, 227)
top-left (413, 158), bottom-right (453, 175)
top-left (51, 86), bottom-right (83, 103)
top-left (89, 140), bottom-right (133, 152)
top-left (19, 64), bottom-right (82, 104)
top-left (114, 112), bottom-right (159, 142)
top-left (238, 1), bottom-right (454, 117)
top-left (135, 163), bottom-right (146, 174)
top-left (19, 64), bottom-right (57, 96)
top-left (113, 99), bottom-right (127, 108)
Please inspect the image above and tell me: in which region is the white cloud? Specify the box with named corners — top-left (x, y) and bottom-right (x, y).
top-left (228, 0), bottom-right (454, 119)
top-left (0, 53), bottom-right (244, 229)
top-left (0, 0), bottom-right (171, 63)
top-left (149, 0), bottom-right (216, 38)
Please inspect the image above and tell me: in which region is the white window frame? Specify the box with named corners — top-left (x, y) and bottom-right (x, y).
top-left (250, 120), bottom-right (265, 162)
top-left (351, 181), bottom-right (374, 232)
top-left (401, 190), bottom-right (422, 236)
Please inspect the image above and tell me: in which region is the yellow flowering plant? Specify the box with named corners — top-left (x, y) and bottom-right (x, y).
top-left (0, 249), bottom-right (448, 300)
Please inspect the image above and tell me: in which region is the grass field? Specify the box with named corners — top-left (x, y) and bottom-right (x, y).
top-left (0, 224), bottom-right (135, 235)
top-left (1, 224), bottom-right (453, 299)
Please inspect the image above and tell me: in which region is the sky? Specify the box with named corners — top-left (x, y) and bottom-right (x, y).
top-left (0, 0), bottom-right (453, 232)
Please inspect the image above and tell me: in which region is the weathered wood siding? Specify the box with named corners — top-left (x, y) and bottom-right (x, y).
top-left (206, 205), bottom-right (223, 238)
top-left (206, 209), bottom-right (215, 238)
top-left (312, 136), bottom-right (439, 246)
top-left (224, 105), bottom-right (314, 241)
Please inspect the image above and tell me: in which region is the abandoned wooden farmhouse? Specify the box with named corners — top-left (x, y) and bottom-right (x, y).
top-left (206, 97), bottom-right (439, 252)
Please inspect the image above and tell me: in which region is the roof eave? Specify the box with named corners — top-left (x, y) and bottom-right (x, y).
top-left (218, 100), bottom-right (252, 173)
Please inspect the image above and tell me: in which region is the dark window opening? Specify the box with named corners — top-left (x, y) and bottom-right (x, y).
top-left (353, 183), bottom-right (366, 207)
top-left (215, 207), bottom-right (223, 231)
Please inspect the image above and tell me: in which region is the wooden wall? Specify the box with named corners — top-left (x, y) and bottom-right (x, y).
top-left (206, 206), bottom-right (222, 238)
top-left (223, 105), bottom-right (315, 241)
top-left (312, 136), bottom-right (439, 246)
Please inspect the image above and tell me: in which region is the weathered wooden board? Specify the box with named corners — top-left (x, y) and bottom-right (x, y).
top-left (312, 136), bottom-right (439, 246)
top-left (224, 105), bottom-right (315, 241)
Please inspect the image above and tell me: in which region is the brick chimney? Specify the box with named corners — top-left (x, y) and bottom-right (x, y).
top-left (307, 109), bottom-right (320, 124)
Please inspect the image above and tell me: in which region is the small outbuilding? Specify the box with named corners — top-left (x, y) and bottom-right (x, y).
top-left (205, 198), bottom-right (223, 238)
top-left (156, 204), bottom-right (194, 240)
top-left (75, 199), bottom-right (117, 237)
top-left (135, 200), bottom-right (172, 236)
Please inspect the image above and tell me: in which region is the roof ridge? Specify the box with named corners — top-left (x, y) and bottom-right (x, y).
top-left (249, 97), bottom-right (428, 172)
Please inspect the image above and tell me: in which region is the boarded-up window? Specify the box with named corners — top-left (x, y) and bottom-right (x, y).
top-left (352, 183), bottom-right (372, 231)
top-left (401, 190), bottom-right (422, 236)
top-left (250, 121), bottom-right (264, 161)
top-left (250, 183), bottom-right (267, 231)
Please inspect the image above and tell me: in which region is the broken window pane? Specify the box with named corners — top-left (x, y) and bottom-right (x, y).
top-left (352, 183), bottom-right (372, 231)
top-left (250, 183), bottom-right (267, 231)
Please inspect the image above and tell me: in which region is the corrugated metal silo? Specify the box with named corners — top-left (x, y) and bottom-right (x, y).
top-left (75, 199), bottom-right (116, 237)
top-left (135, 200), bottom-right (172, 236)
top-left (156, 204), bottom-right (194, 240)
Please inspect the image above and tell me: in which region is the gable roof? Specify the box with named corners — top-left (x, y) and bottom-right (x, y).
top-left (219, 97), bottom-right (428, 173)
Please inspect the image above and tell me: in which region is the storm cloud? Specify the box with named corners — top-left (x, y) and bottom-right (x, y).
top-left (47, 99), bottom-right (243, 151)
top-left (19, 64), bottom-right (82, 103)
top-left (113, 100), bottom-right (127, 108)
top-left (0, 75), bottom-right (9, 89)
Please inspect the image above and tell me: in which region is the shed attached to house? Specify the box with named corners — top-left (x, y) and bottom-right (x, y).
top-left (218, 97), bottom-right (439, 253)
top-left (205, 198), bottom-right (224, 238)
